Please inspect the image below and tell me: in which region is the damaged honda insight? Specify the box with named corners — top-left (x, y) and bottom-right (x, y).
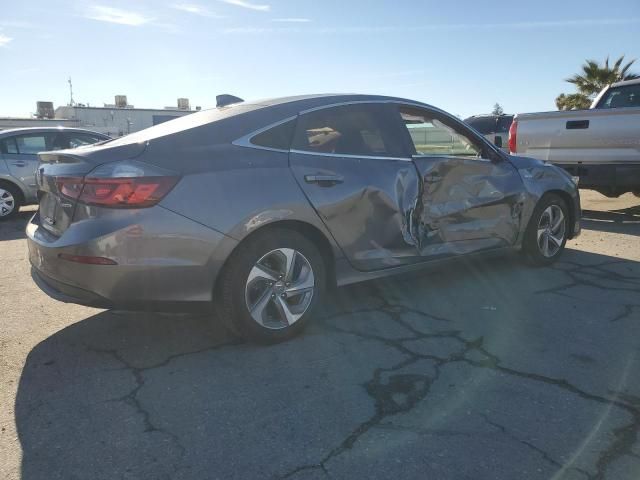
top-left (27, 94), bottom-right (580, 342)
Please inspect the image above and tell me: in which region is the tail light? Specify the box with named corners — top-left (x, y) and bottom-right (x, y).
top-left (508, 120), bottom-right (518, 153)
top-left (57, 161), bottom-right (179, 208)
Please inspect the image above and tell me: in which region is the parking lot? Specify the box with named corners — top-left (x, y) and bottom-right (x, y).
top-left (1, 190), bottom-right (639, 479)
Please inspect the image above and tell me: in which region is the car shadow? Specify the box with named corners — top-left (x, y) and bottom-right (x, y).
top-left (0, 210), bottom-right (34, 241)
top-left (14, 248), bottom-right (640, 479)
top-left (582, 202), bottom-right (640, 236)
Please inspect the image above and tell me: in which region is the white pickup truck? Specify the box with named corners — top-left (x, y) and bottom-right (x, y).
top-left (509, 78), bottom-right (640, 197)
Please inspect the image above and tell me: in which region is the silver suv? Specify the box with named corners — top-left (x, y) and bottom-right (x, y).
top-left (0, 127), bottom-right (110, 219)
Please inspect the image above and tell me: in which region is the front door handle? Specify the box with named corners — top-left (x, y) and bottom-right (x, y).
top-left (425, 174), bottom-right (443, 183)
top-left (304, 174), bottom-right (344, 186)
top-left (12, 161), bottom-right (27, 167)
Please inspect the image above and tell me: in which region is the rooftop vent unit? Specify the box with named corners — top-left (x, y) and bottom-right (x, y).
top-left (36, 101), bottom-right (55, 119)
top-left (177, 98), bottom-right (190, 110)
top-left (115, 95), bottom-right (128, 108)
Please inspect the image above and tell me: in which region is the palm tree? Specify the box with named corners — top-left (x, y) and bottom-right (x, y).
top-left (555, 93), bottom-right (591, 111)
top-left (555, 55), bottom-right (639, 110)
top-left (567, 56), bottom-right (639, 97)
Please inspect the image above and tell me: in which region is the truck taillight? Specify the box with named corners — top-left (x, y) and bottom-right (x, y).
top-left (508, 120), bottom-right (518, 153)
top-left (57, 161), bottom-right (180, 208)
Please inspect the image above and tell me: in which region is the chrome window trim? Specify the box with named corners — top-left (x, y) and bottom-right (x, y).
top-left (232, 98), bottom-right (501, 159)
top-left (232, 115), bottom-right (298, 153)
top-left (291, 149), bottom-right (411, 162)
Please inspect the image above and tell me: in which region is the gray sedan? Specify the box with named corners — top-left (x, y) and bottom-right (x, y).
top-left (0, 127), bottom-right (110, 219)
top-left (27, 94), bottom-right (581, 342)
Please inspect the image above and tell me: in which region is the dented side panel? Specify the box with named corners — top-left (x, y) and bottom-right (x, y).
top-left (411, 156), bottom-right (525, 257)
top-left (289, 152), bottom-right (421, 271)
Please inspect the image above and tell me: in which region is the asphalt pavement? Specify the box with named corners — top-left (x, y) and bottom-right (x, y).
top-left (1, 191), bottom-right (639, 480)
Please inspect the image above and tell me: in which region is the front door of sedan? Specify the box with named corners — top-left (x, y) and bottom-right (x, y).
top-left (396, 105), bottom-right (524, 258)
top-left (289, 103), bottom-right (423, 272)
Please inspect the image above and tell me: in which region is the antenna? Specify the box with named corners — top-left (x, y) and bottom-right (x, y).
top-left (68, 77), bottom-right (75, 106)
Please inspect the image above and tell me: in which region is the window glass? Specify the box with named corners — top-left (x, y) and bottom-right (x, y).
top-left (1, 138), bottom-right (18, 154)
top-left (251, 120), bottom-right (295, 150)
top-left (401, 108), bottom-right (482, 157)
top-left (599, 84), bottom-right (640, 109)
top-left (49, 133), bottom-right (70, 150)
top-left (68, 133), bottom-right (104, 149)
top-left (15, 134), bottom-right (47, 155)
top-left (293, 105), bottom-right (402, 157)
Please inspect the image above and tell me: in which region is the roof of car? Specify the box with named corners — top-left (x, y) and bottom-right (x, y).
top-left (243, 93), bottom-right (431, 109)
top-left (0, 126), bottom-right (110, 138)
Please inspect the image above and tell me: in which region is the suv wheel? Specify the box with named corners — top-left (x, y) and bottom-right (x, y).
top-left (0, 184), bottom-right (21, 220)
top-left (522, 194), bottom-right (569, 266)
top-left (217, 228), bottom-right (326, 343)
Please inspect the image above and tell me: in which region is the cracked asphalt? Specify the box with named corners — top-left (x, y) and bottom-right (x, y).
top-left (1, 191), bottom-right (639, 480)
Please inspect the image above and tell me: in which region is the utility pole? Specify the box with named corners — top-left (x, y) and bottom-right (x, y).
top-left (68, 77), bottom-right (75, 106)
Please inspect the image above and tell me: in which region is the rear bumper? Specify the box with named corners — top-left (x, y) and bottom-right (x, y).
top-left (31, 267), bottom-right (113, 309)
top-left (26, 206), bottom-right (238, 311)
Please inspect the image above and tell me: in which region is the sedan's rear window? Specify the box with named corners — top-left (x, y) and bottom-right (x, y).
top-left (250, 120), bottom-right (295, 150)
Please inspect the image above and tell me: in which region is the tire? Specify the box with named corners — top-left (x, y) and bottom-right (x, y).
top-left (522, 194), bottom-right (569, 266)
top-left (0, 183), bottom-right (22, 221)
top-left (216, 228), bottom-right (326, 344)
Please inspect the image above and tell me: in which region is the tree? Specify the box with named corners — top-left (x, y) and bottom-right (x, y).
top-left (555, 93), bottom-right (591, 111)
top-left (555, 55), bottom-right (639, 110)
top-left (491, 103), bottom-right (504, 115)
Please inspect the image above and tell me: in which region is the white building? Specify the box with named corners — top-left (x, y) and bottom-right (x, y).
top-left (0, 96), bottom-right (200, 136)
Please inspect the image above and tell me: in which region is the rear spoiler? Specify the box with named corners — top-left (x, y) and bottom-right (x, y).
top-left (216, 94), bottom-right (244, 108)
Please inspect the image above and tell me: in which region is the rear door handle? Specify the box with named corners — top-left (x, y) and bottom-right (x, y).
top-left (304, 174), bottom-right (344, 185)
top-left (425, 174), bottom-right (443, 183)
top-left (12, 161), bottom-right (27, 167)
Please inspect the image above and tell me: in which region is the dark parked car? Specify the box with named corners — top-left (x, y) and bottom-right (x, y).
top-left (0, 127), bottom-right (110, 219)
top-left (464, 114), bottom-right (514, 150)
top-left (27, 95), bottom-right (580, 342)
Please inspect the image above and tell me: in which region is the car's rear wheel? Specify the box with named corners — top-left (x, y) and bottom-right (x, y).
top-left (217, 228), bottom-right (326, 343)
top-left (522, 194), bottom-right (569, 266)
top-left (0, 184), bottom-right (21, 220)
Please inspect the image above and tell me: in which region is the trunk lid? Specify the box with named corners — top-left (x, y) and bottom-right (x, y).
top-left (36, 142), bottom-right (146, 236)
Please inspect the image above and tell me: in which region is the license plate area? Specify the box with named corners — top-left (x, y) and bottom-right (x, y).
top-left (38, 192), bottom-right (74, 236)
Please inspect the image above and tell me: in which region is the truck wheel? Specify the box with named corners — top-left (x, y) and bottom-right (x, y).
top-left (522, 194), bottom-right (569, 266)
top-left (0, 184), bottom-right (21, 220)
top-left (216, 228), bottom-right (326, 344)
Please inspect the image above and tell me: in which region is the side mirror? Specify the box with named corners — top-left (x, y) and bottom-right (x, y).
top-left (494, 135), bottom-right (503, 148)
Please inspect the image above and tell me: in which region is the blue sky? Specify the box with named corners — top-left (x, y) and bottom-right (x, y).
top-left (1, 0), bottom-right (639, 118)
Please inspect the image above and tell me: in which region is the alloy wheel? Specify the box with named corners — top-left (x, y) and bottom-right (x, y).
top-left (537, 205), bottom-right (566, 258)
top-left (0, 188), bottom-right (15, 217)
top-left (244, 248), bottom-right (315, 330)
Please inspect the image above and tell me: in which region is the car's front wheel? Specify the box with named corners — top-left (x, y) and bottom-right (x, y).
top-left (522, 194), bottom-right (569, 266)
top-left (217, 228), bottom-right (326, 343)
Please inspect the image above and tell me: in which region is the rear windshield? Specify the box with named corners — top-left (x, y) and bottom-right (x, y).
top-left (597, 84), bottom-right (640, 109)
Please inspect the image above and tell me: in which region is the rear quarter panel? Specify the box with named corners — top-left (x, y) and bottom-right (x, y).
top-left (154, 144), bottom-right (343, 258)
